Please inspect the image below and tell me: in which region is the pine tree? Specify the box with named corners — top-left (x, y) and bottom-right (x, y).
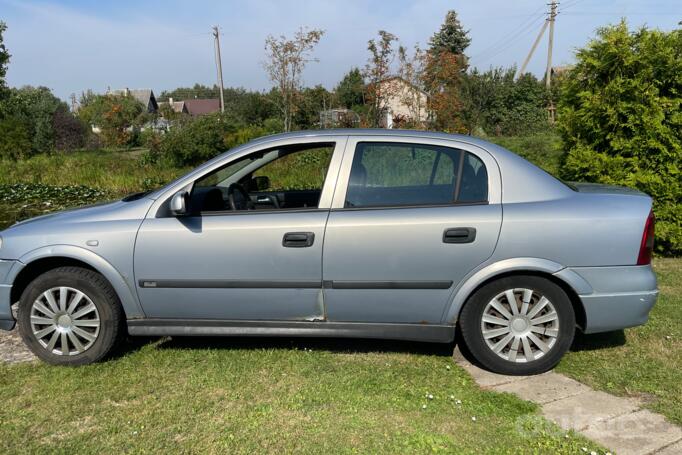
top-left (428, 11), bottom-right (471, 57)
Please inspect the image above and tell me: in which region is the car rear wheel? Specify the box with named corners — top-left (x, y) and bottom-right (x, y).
top-left (17, 266), bottom-right (123, 366)
top-left (458, 275), bottom-right (575, 375)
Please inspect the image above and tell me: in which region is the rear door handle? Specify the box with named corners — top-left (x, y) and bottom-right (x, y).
top-left (443, 227), bottom-right (476, 244)
top-left (283, 232), bottom-right (315, 248)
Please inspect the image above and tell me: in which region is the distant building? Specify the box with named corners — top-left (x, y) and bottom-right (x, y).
top-left (377, 77), bottom-right (429, 129)
top-left (319, 109), bottom-right (361, 128)
top-left (109, 88), bottom-right (159, 113)
top-left (158, 98), bottom-right (188, 115)
top-left (183, 99), bottom-right (221, 116)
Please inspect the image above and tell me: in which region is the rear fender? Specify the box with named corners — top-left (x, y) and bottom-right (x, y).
top-left (441, 257), bottom-right (591, 324)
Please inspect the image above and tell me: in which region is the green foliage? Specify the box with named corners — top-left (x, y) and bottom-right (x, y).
top-left (0, 21), bottom-right (9, 102)
top-left (558, 22), bottom-right (682, 254)
top-left (158, 83), bottom-right (220, 102)
top-left (461, 68), bottom-right (549, 135)
top-left (159, 113), bottom-right (239, 166)
top-left (488, 132), bottom-right (563, 177)
top-left (223, 124), bottom-right (269, 149)
top-left (77, 94), bottom-right (145, 147)
top-left (0, 149), bottom-right (186, 198)
top-left (293, 85), bottom-right (333, 129)
top-left (254, 146), bottom-right (333, 191)
top-left (0, 116), bottom-right (31, 159)
top-left (0, 86), bottom-right (80, 155)
top-left (428, 10), bottom-right (471, 58)
top-left (335, 68), bottom-right (365, 109)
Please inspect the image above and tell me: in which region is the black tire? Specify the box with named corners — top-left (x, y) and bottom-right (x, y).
top-left (17, 266), bottom-right (123, 366)
top-left (458, 275), bottom-right (575, 375)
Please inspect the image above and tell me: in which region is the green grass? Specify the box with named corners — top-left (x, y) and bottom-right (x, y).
top-left (0, 339), bottom-right (603, 454)
top-left (0, 148), bottom-right (188, 196)
top-left (558, 258), bottom-right (682, 425)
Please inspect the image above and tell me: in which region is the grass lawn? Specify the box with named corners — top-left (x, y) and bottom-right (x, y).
top-left (558, 258), bottom-right (682, 426)
top-left (0, 339), bottom-right (604, 453)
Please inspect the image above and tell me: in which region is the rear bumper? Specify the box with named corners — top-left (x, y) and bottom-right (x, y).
top-left (0, 260), bottom-right (18, 331)
top-left (569, 265), bottom-right (658, 334)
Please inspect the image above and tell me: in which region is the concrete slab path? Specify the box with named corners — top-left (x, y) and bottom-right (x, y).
top-left (454, 348), bottom-right (682, 455)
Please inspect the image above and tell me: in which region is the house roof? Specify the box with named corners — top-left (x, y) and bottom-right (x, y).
top-left (184, 99), bottom-right (221, 116)
top-left (158, 100), bottom-right (187, 113)
top-left (110, 88), bottom-right (158, 110)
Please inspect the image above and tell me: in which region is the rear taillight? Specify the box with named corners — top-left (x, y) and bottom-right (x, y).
top-left (637, 210), bottom-right (655, 265)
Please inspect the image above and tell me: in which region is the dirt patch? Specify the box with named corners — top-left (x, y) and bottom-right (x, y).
top-left (0, 325), bottom-right (36, 363)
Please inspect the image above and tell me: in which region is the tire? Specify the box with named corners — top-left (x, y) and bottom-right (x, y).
top-left (17, 266), bottom-right (123, 366)
top-left (458, 275), bottom-right (575, 375)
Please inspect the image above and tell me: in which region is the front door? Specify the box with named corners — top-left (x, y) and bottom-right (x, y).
top-left (134, 140), bottom-right (344, 320)
top-left (322, 138), bottom-right (502, 324)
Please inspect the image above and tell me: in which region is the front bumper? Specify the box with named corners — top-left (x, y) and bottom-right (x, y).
top-left (569, 265), bottom-right (659, 334)
top-left (0, 260), bottom-right (18, 331)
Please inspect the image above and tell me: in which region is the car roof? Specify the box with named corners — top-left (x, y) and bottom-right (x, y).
top-left (245, 128), bottom-right (494, 149)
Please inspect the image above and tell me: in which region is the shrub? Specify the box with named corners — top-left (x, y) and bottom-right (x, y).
top-left (0, 86), bottom-right (79, 155)
top-left (53, 106), bottom-right (86, 151)
top-left (558, 22), bottom-right (682, 255)
top-left (160, 113), bottom-right (238, 166)
top-left (0, 116), bottom-right (31, 159)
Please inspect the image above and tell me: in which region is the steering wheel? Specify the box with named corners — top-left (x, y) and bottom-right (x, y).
top-left (227, 183), bottom-right (253, 211)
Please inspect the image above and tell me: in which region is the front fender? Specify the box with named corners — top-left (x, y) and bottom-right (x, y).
top-left (441, 257), bottom-right (592, 323)
top-left (10, 244), bottom-right (145, 319)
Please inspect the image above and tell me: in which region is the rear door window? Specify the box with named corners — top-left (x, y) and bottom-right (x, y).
top-left (344, 142), bottom-right (487, 208)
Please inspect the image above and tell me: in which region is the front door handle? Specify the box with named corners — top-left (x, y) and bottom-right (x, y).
top-left (443, 227), bottom-right (476, 244)
top-left (283, 232), bottom-right (315, 248)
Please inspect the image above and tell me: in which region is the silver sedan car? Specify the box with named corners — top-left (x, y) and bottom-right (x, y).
top-left (0, 130), bottom-right (658, 374)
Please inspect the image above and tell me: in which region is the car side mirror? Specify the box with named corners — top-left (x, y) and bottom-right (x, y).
top-left (170, 191), bottom-right (189, 216)
top-left (252, 175), bottom-right (270, 191)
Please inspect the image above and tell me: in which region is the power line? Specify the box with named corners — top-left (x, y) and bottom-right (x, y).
top-left (470, 5), bottom-right (547, 62)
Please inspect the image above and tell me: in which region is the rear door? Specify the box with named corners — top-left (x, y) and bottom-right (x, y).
top-left (322, 136), bottom-right (502, 324)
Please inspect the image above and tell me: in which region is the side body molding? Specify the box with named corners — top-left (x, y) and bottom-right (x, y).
top-left (10, 245), bottom-right (145, 319)
top-left (441, 257), bottom-right (593, 324)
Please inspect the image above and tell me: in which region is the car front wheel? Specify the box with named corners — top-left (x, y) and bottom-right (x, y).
top-left (17, 266), bottom-right (123, 366)
top-left (458, 275), bottom-right (575, 375)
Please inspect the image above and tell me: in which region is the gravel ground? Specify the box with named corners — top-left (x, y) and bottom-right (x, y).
top-left (0, 327), bottom-right (35, 363)
top-left (0, 309), bottom-right (36, 364)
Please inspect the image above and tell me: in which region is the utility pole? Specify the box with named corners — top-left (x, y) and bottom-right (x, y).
top-left (516, 1), bottom-right (558, 122)
top-left (546, 0), bottom-right (558, 123)
top-left (545, 0), bottom-right (558, 90)
top-left (516, 20), bottom-right (549, 79)
top-left (212, 25), bottom-right (225, 113)
top-left (516, 1), bottom-right (558, 81)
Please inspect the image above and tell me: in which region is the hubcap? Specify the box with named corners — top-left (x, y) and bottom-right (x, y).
top-left (29, 286), bottom-right (100, 356)
top-left (480, 288), bottom-right (559, 363)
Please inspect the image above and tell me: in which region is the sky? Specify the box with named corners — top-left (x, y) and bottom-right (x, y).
top-left (1, 0), bottom-right (681, 101)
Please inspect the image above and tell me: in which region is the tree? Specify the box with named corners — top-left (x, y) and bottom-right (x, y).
top-left (294, 84), bottom-right (334, 129)
top-left (364, 30), bottom-right (399, 127)
top-left (78, 94), bottom-right (145, 147)
top-left (263, 27), bottom-right (325, 132)
top-left (335, 68), bottom-right (365, 109)
top-left (559, 22), bottom-right (682, 254)
top-left (158, 84), bottom-right (220, 102)
top-left (397, 44), bottom-right (428, 128)
top-left (428, 11), bottom-right (471, 60)
top-left (0, 21), bottom-right (10, 103)
top-left (422, 50), bottom-right (465, 133)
